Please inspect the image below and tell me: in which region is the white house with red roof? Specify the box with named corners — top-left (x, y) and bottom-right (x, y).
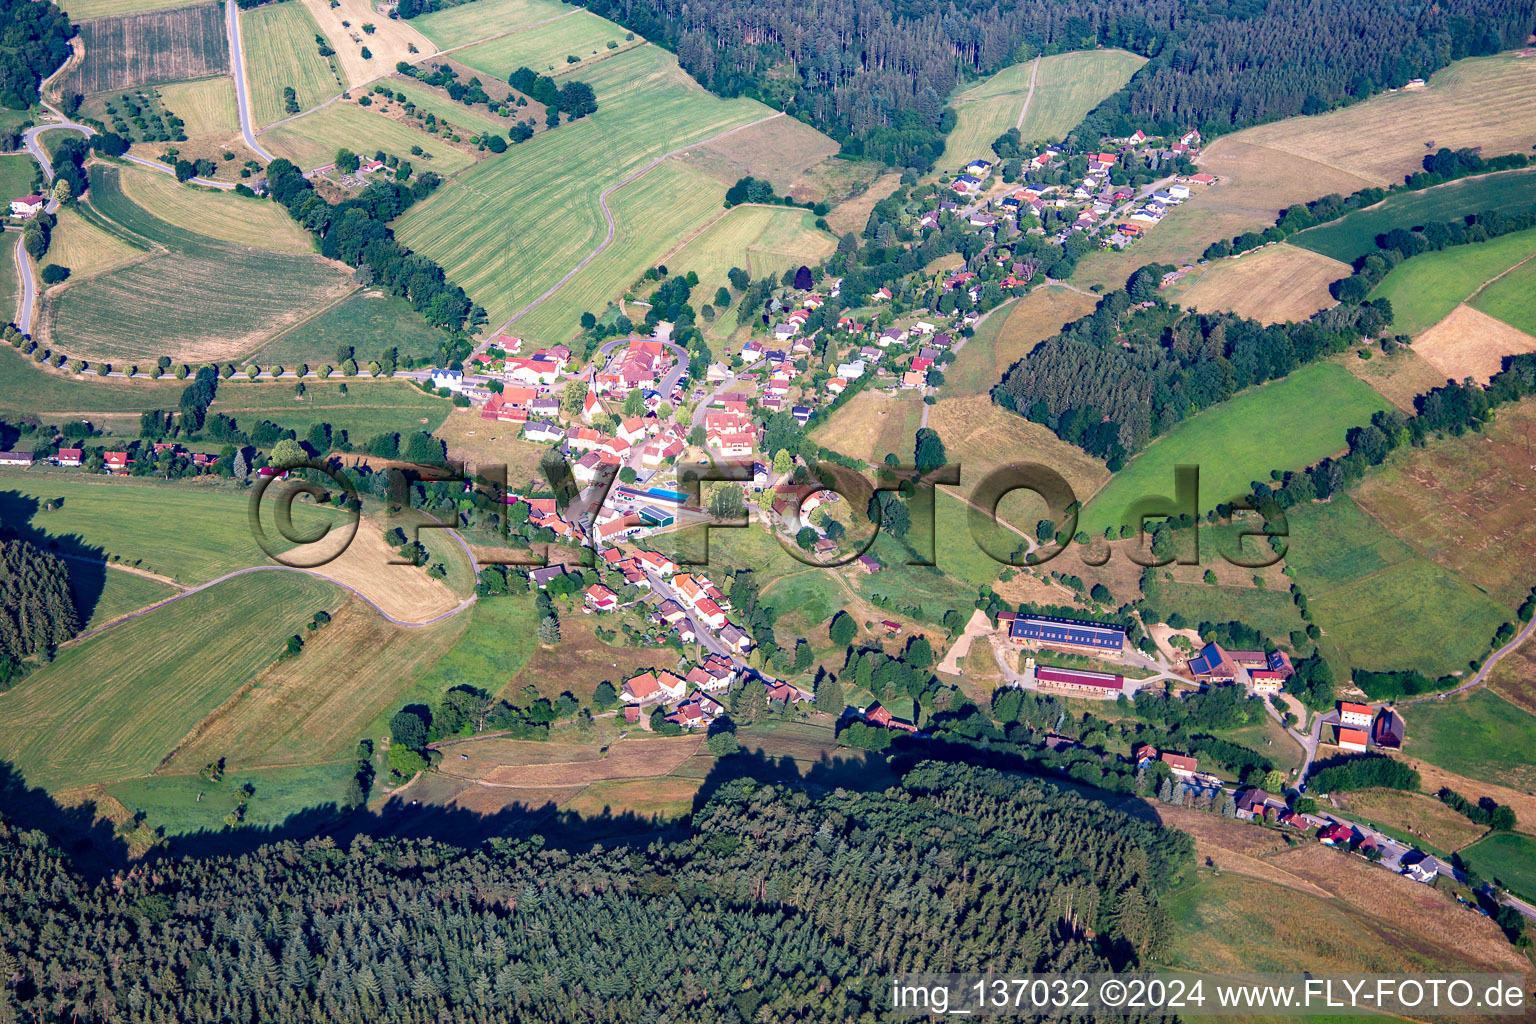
top-left (584, 584), bottom-right (618, 611)
top-left (10, 196), bottom-right (46, 218)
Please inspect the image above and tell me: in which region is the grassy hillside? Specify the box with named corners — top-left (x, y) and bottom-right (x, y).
top-left (1080, 362), bottom-right (1390, 534)
top-left (453, 9), bottom-right (638, 79)
top-left (1368, 226), bottom-right (1536, 337)
top-left (1283, 495), bottom-right (1511, 679)
top-left (1470, 253), bottom-right (1536, 338)
top-left (410, 0), bottom-right (573, 50)
top-left (261, 98), bottom-right (477, 172)
top-left (394, 44), bottom-right (769, 335)
top-left (241, 1), bottom-right (342, 127)
top-left (1291, 168), bottom-right (1536, 264)
top-left (0, 573), bottom-right (344, 790)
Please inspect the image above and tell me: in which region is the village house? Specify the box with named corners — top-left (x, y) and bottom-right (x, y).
top-left (584, 584), bottom-right (618, 611)
top-left (430, 368), bottom-right (464, 392)
top-left (528, 565), bottom-right (567, 589)
top-left (1336, 726), bottom-right (1369, 753)
top-left (523, 420), bottom-right (565, 443)
top-left (55, 448), bottom-right (83, 467)
top-left (1160, 752), bottom-right (1198, 779)
top-left (9, 196), bottom-right (46, 218)
top-left (1339, 701), bottom-right (1372, 729)
top-left (621, 670), bottom-right (687, 705)
top-left (864, 702), bottom-right (918, 733)
top-left (0, 451), bottom-right (35, 467)
top-left (718, 623), bottom-right (751, 653)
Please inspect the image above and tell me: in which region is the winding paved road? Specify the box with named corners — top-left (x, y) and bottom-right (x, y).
top-left (492, 112), bottom-right (787, 336)
top-left (225, 0), bottom-right (274, 162)
top-left (11, 229), bottom-right (35, 335)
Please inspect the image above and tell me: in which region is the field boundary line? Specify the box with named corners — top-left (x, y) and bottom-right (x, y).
top-left (244, 285), bottom-right (363, 358)
top-left (492, 110), bottom-right (787, 335)
top-left (65, 561), bottom-right (478, 647)
top-left (1467, 252), bottom-right (1536, 304)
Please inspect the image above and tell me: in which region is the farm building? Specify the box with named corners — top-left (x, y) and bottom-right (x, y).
top-left (1033, 665), bottom-right (1123, 696)
top-left (0, 451), bottom-right (36, 467)
top-left (1339, 701), bottom-right (1372, 728)
top-left (1373, 709), bottom-right (1403, 749)
top-left (1336, 726), bottom-right (1368, 752)
top-left (1009, 615), bottom-right (1125, 655)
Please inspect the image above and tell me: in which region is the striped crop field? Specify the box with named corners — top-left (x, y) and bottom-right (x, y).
top-left (60, 3), bottom-right (229, 95)
top-left (155, 76), bottom-right (238, 137)
top-left (410, 0), bottom-right (575, 50)
top-left (394, 44), bottom-right (770, 335)
top-left (453, 10), bottom-right (639, 80)
top-left (241, 1), bottom-right (344, 128)
top-left (660, 204), bottom-right (836, 310)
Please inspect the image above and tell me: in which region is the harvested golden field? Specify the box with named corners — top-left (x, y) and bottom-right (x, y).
top-left (1229, 53), bottom-right (1536, 186)
top-left (497, 616), bottom-right (691, 703)
top-left (1407, 759), bottom-right (1536, 831)
top-left (432, 406), bottom-right (549, 491)
top-left (1488, 633), bottom-right (1536, 715)
top-left (474, 735), bottom-right (702, 787)
top-left (824, 172), bottom-right (900, 238)
top-left (1269, 842), bottom-right (1527, 971)
top-left (162, 599), bottom-right (468, 771)
top-left (562, 776), bottom-right (701, 820)
top-left (1337, 787), bottom-right (1489, 852)
top-left (1412, 303), bottom-right (1536, 384)
top-left (303, 0), bottom-right (431, 89)
top-left (925, 392), bottom-right (1109, 513)
top-left (1072, 141), bottom-right (1375, 292)
top-left (810, 388), bottom-right (924, 466)
top-left (1173, 243), bottom-right (1346, 324)
top-left (289, 512), bottom-right (468, 622)
top-left (42, 207), bottom-right (142, 281)
top-left (1351, 395), bottom-right (1536, 605)
top-left (1336, 346), bottom-right (1451, 411)
top-left (157, 76), bottom-right (238, 137)
top-left (674, 114), bottom-right (840, 194)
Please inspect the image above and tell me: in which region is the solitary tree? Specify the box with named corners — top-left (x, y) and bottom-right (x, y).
top-left (828, 610), bottom-right (856, 648)
top-left (270, 438), bottom-right (307, 468)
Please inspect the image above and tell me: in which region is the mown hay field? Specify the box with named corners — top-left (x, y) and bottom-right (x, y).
top-left (394, 45), bottom-right (770, 332)
top-left (0, 572), bottom-right (344, 791)
top-left (1336, 346), bottom-right (1449, 412)
top-left (163, 599), bottom-right (468, 772)
top-left (410, 0), bottom-right (573, 50)
top-left (262, 98), bottom-right (476, 171)
top-left (1080, 361), bottom-right (1390, 534)
top-left (42, 205), bottom-right (143, 281)
top-left (674, 114), bottom-right (840, 194)
top-left (1291, 167), bottom-right (1536, 264)
top-left (61, 3), bottom-right (228, 95)
top-left (1225, 53), bottom-right (1536, 187)
top-left (241, 1), bottom-right (343, 128)
top-left (809, 388), bottom-right (924, 467)
top-left (76, 569), bottom-right (179, 631)
top-left (47, 166), bottom-right (354, 363)
top-left (118, 164), bottom-right (316, 253)
top-left (510, 159), bottom-right (727, 343)
top-left (251, 290), bottom-right (446, 366)
top-left (1471, 249), bottom-right (1536, 338)
top-left (1337, 788), bottom-right (1489, 854)
top-left (303, 0), bottom-right (432, 89)
top-left (1283, 495), bottom-right (1511, 680)
top-left (939, 50), bottom-right (1145, 173)
top-left (453, 10), bottom-right (638, 80)
top-left (654, 204), bottom-right (836, 317)
top-left (1173, 243), bottom-right (1346, 324)
top-left (155, 75), bottom-right (238, 136)
top-left (1369, 226), bottom-right (1536, 337)
top-left (1411, 304), bottom-right (1536, 384)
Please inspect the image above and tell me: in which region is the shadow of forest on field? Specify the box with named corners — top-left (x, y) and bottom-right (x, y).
top-left (0, 727), bottom-right (1167, 880)
top-left (0, 489), bottom-right (114, 631)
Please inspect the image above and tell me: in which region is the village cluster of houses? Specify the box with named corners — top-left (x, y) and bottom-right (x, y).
top-left (0, 445), bottom-right (219, 471)
top-left (947, 131), bottom-right (1214, 252)
top-left (580, 546), bottom-right (754, 654)
top-left (618, 651), bottom-right (808, 728)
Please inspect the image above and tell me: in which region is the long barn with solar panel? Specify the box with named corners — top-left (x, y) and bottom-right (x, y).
top-left (1008, 614), bottom-right (1126, 656)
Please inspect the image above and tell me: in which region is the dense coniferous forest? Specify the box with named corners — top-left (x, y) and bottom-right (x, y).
top-left (0, 537), bottom-right (79, 667)
top-left (992, 287), bottom-right (1392, 461)
top-left (574, 0), bottom-right (1536, 166)
top-left (0, 0), bottom-right (71, 110)
top-left (0, 763), bottom-right (1191, 1022)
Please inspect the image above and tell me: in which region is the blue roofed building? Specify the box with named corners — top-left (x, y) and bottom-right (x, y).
top-left (1187, 642), bottom-right (1236, 681)
top-left (1009, 615), bottom-right (1125, 654)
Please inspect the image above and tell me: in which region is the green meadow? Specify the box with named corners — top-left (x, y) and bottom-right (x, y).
top-left (1369, 226), bottom-right (1536, 336)
top-left (1080, 362), bottom-right (1390, 535)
